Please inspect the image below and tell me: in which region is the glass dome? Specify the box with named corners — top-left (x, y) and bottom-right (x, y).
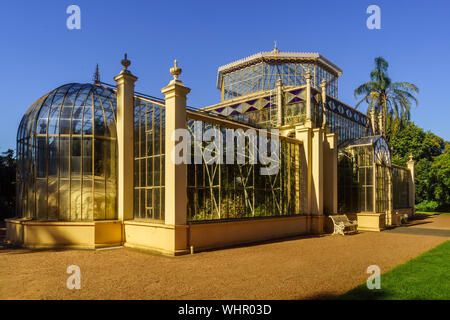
top-left (16, 83), bottom-right (118, 221)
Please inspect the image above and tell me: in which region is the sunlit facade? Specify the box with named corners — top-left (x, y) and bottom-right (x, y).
top-left (7, 49), bottom-right (415, 253)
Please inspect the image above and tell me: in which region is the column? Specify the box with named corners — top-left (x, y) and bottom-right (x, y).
top-left (407, 154), bottom-right (415, 214)
top-left (114, 54), bottom-right (138, 221)
top-left (324, 132), bottom-right (338, 214)
top-left (311, 128), bottom-right (324, 215)
top-left (296, 127), bottom-right (312, 215)
top-left (387, 167), bottom-right (393, 222)
top-left (276, 78), bottom-right (283, 127)
top-left (320, 79), bottom-right (327, 128)
top-left (305, 70), bottom-right (312, 127)
top-left (373, 161), bottom-right (377, 214)
top-left (161, 60), bottom-right (191, 226)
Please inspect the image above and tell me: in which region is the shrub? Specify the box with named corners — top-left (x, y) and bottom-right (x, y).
top-left (415, 200), bottom-right (439, 212)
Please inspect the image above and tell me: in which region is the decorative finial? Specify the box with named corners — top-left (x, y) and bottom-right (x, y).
top-left (305, 70), bottom-right (311, 79)
top-left (273, 40), bottom-right (279, 53)
top-left (409, 153), bottom-right (414, 161)
top-left (93, 64), bottom-right (100, 83)
top-left (320, 79), bottom-right (327, 88)
top-left (170, 59), bottom-right (182, 80)
top-left (121, 53), bottom-right (131, 70)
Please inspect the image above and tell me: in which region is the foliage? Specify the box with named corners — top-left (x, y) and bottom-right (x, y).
top-left (390, 122), bottom-right (444, 166)
top-left (389, 122), bottom-right (449, 210)
top-left (415, 200), bottom-right (439, 212)
top-left (414, 158), bottom-right (433, 204)
top-left (354, 57), bottom-right (419, 140)
top-left (338, 241), bottom-right (450, 300)
top-left (430, 145), bottom-right (450, 209)
top-left (0, 149), bottom-right (16, 221)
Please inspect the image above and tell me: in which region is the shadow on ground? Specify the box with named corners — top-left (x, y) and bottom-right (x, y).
top-left (0, 245), bottom-right (70, 255)
top-left (301, 286), bottom-right (395, 300)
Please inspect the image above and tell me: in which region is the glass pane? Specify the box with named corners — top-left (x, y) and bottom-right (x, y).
top-left (48, 177), bottom-right (58, 220)
top-left (71, 180), bottom-right (82, 221)
top-left (71, 137), bottom-right (82, 176)
top-left (146, 157), bottom-right (153, 187)
top-left (82, 179), bottom-right (93, 221)
top-left (36, 136), bottom-right (47, 178)
top-left (134, 188), bottom-right (140, 219)
top-left (106, 179), bottom-right (116, 220)
top-left (156, 157), bottom-right (162, 186)
top-left (59, 137), bottom-right (70, 178)
top-left (59, 179), bottom-right (70, 220)
top-left (366, 187), bottom-right (373, 212)
top-left (94, 139), bottom-right (105, 177)
top-left (94, 179), bottom-right (105, 220)
top-left (154, 188), bottom-right (160, 220)
top-left (36, 179), bottom-right (47, 220)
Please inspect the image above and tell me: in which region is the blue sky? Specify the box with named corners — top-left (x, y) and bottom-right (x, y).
top-left (0, 0), bottom-right (449, 152)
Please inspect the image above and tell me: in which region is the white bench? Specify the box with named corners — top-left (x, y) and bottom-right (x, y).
top-left (330, 215), bottom-right (358, 235)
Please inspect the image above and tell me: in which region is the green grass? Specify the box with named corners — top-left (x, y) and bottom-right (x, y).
top-left (415, 211), bottom-right (450, 215)
top-left (338, 241), bottom-right (450, 300)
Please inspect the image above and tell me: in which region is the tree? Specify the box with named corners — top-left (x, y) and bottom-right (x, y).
top-left (429, 145), bottom-right (450, 210)
top-left (0, 149), bottom-right (16, 220)
top-left (354, 57), bottom-right (419, 140)
top-left (390, 122), bottom-right (444, 166)
top-left (389, 122), bottom-right (449, 211)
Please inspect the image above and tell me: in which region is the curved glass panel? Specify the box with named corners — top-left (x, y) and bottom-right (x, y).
top-left (16, 83), bottom-right (118, 221)
top-left (374, 136), bottom-right (391, 166)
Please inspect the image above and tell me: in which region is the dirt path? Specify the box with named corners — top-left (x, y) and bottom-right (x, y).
top-left (1, 215), bottom-right (449, 300)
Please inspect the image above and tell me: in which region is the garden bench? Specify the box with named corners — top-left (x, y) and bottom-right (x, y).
top-left (330, 215), bottom-right (358, 235)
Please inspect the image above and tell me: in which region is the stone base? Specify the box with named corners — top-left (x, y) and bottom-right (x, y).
top-left (123, 220), bottom-right (189, 256)
top-left (123, 215), bottom-right (324, 254)
top-left (357, 213), bottom-right (386, 232)
top-left (5, 218), bottom-right (122, 249)
top-left (188, 215), bottom-right (315, 251)
top-left (6, 215), bottom-right (325, 255)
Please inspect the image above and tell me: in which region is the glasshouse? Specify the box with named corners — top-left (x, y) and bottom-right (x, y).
top-left (6, 49), bottom-right (415, 254)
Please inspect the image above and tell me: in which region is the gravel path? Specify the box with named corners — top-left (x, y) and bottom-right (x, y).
top-left (1, 215), bottom-right (449, 300)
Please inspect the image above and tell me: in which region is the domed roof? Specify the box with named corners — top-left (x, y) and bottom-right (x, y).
top-left (18, 83), bottom-right (117, 141)
top-left (16, 83), bottom-right (118, 221)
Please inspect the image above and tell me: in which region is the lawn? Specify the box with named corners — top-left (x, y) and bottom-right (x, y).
top-left (338, 241), bottom-right (450, 300)
top-left (415, 211), bottom-right (450, 215)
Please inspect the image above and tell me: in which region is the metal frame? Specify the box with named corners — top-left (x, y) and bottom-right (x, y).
top-left (185, 114), bottom-right (305, 222)
top-left (392, 165), bottom-right (411, 209)
top-left (203, 84), bottom-right (371, 146)
top-left (16, 83), bottom-right (118, 221)
top-left (133, 97), bottom-right (166, 221)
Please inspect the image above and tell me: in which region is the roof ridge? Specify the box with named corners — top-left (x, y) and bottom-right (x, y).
top-left (218, 51), bottom-right (323, 72)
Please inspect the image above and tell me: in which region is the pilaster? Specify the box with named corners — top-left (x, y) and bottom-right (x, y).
top-left (161, 60), bottom-right (191, 227)
top-left (114, 54), bottom-right (138, 222)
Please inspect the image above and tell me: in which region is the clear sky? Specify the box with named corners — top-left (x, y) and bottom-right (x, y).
top-left (0, 0), bottom-right (449, 152)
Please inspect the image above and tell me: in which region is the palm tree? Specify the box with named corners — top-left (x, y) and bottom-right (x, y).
top-left (354, 57), bottom-right (419, 139)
